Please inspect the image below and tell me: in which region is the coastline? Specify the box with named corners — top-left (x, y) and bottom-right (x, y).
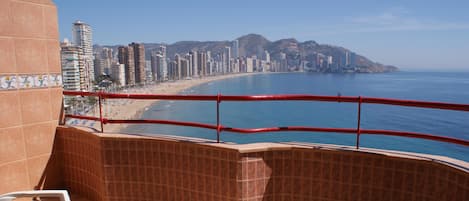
top-left (98, 72), bottom-right (261, 132)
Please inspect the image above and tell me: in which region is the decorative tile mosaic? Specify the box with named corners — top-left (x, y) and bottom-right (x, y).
top-left (0, 73), bottom-right (63, 90)
top-left (18, 74), bottom-right (34, 89)
top-left (0, 75), bottom-right (18, 90)
top-left (49, 74), bottom-right (62, 87)
top-left (34, 74), bottom-right (49, 88)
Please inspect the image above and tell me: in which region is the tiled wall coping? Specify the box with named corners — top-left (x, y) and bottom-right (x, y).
top-left (59, 126), bottom-right (469, 172)
top-left (55, 126), bottom-right (469, 201)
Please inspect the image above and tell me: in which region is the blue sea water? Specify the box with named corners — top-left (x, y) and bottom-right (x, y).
top-left (124, 72), bottom-right (469, 161)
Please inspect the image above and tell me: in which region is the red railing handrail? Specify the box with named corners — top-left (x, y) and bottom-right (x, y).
top-left (63, 90), bottom-right (469, 147)
top-left (63, 91), bottom-right (469, 112)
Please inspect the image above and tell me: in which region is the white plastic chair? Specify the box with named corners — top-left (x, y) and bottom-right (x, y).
top-left (0, 190), bottom-right (71, 201)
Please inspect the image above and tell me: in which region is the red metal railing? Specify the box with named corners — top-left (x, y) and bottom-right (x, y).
top-left (63, 90), bottom-right (469, 148)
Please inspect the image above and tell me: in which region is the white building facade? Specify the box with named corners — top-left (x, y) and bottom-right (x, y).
top-left (72, 20), bottom-right (94, 86)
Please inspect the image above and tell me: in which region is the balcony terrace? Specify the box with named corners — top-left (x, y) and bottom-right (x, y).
top-left (0, 0), bottom-right (468, 201)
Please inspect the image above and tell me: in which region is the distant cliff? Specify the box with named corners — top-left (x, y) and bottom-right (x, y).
top-left (95, 33), bottom-right (398, 73)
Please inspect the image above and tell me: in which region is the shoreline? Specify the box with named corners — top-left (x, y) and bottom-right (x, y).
top-left (99, 72), bottom-right (262, 132)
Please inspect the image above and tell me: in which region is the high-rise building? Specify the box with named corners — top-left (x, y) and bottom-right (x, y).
top-left (93, 54), bottom-right (105, 77)
top-left (168, 61), bottom-right (177, 80)
top-left (130, 43), bottom-right (146, 84)
top-left (271, 60), bottom-right (280, 72)
top-left (233, 58), bottom-right (240, 73)
top-left (206, 51), bottom-right (212, 75)
top-left (189, 51), bottom-right (198, 77)
top-left (101, 48), bottom-right (113, 74)
top-left (185, 53), bottom-right (193, 77)
top-left (150, 52), bottom-right (159, 81)
top-left (231, 40), bottom-right (239, 59)
top-left (253, 57), bottom-right (260, 72)
top-left (246, 57), bottom-right (254, 73)
top-left (117, 43), bottom-right (146, 85)
top-left (145, 59), bottom-right (152, 81)
top-left (174, 54), bottom-right (181, 80)
top-left (280, 52), bottom-right (288, 72)
top-left (327, 56), bottom-right (333, 68)
top-left (61, 40), bottom-right (86, 91)
top-left (350, 52), bottom-right (356, 68)
top-left (345, 51), bottom-right (350, 67)
top-left (111, 62), bottom-right (125, 86)
top-left (206, 60), bottom-right (213, 75)
top-left (158, 45), bottom-right (168, 80)
top-left (263, 50), bottom-right (271, 62)
top-left (180, 58), bottom-right (190, 78)
top-left (93, 48), bottom-right (113, 78)
top-left (197, 52), bottom-right (207, 76)
top-left (206, 51), bottom-right (211, 61)
top-left (117, 46), bottom-right (135, 85)
top-left (315, 53), bottom-right (326, 70)
top-left (72, 20), bottom-right (94, 85)
top-left (223, 47), bottom-right (231, 73)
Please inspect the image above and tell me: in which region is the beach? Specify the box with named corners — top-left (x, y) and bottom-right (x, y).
top-left (80, 73), bottom-right (259, 132)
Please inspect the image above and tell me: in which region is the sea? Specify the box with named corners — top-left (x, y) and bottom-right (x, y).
top-left (124, 72), bottom-right (469, 162)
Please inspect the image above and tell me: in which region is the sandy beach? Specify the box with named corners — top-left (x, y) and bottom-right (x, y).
top-left (80, 73), bottom-right (259, 132)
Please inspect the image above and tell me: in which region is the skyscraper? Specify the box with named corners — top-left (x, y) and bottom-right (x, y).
top-left (118, 46), bottom-right (135, 85)
top-left (93, 54), bottom-right (105, 78)
top-left (350, 52), bottom-right (356, 68)
top-left (61, 40), bottom-right (86, 91)
top-left (94, 48), bottom-right (112, 77)
top-left (263, 50), bottom-right (270, 62)
top-left (246, 57), bottom-right (254, 73)
top-left (150, 52), bottom-right (159, 81)
top-left (130, 43), bottom-right (146, 84)
top-left (223, 47), bottom-right (231, 73)
top-left (158, 45), bottom-right (168, 80)
top-left (180, 58), bottom-right (190, 78)
top-left (327, 56), bottom-right (333, 69)
top-left (185, 53), bottom-right (193, 77)
top-left (345, 51), bottom-right (350, 67)
top-left (280, 52), bottom-right (288, 72)
top-left (231, 40), bottom-right (239, 59)
top-left (111, 62), bottom-right (125, 86)
top-left (206, 51), bottom-right (213, 75)
top-left (215, 53), bottom-right (223, 74)
top-left (174, 54), bottom-right (181, 80)
top-left (101, 48), bottom-right (113, 74)
top-left (206, 51), bottom-right (211, 61)
top-left (72, 20), bottom-right (94, 85)
top-left (189, 51), bottom-right (198, 77)
top-left (206, 60), bottom-right (213, 75)
top-left (168, 61), bottom-right (177, 80)
top-left (197, 52), bottom-right (207, 76)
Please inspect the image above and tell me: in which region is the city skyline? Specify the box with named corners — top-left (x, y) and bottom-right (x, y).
top-left (55, 0), bottom-right (469, 71)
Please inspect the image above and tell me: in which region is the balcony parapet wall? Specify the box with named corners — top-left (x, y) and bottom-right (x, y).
top-left (53, 126), bottom-right (469, 201)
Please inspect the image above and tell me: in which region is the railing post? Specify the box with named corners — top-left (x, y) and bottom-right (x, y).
top-left (98, 91), bottom-right (104, 133)
top-left (356, 96), bottom-right (362, 149)
top-left (216, 93), bottom-right (221, 143)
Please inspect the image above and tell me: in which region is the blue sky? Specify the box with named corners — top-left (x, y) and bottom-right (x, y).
top-left (55, 0), bottom-right (469, 70)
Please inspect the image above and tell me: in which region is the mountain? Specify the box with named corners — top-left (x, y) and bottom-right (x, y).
top-left (237, 34), bottom-right (270, 57)
top-left (94, 33), bottom-right (398, 73)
